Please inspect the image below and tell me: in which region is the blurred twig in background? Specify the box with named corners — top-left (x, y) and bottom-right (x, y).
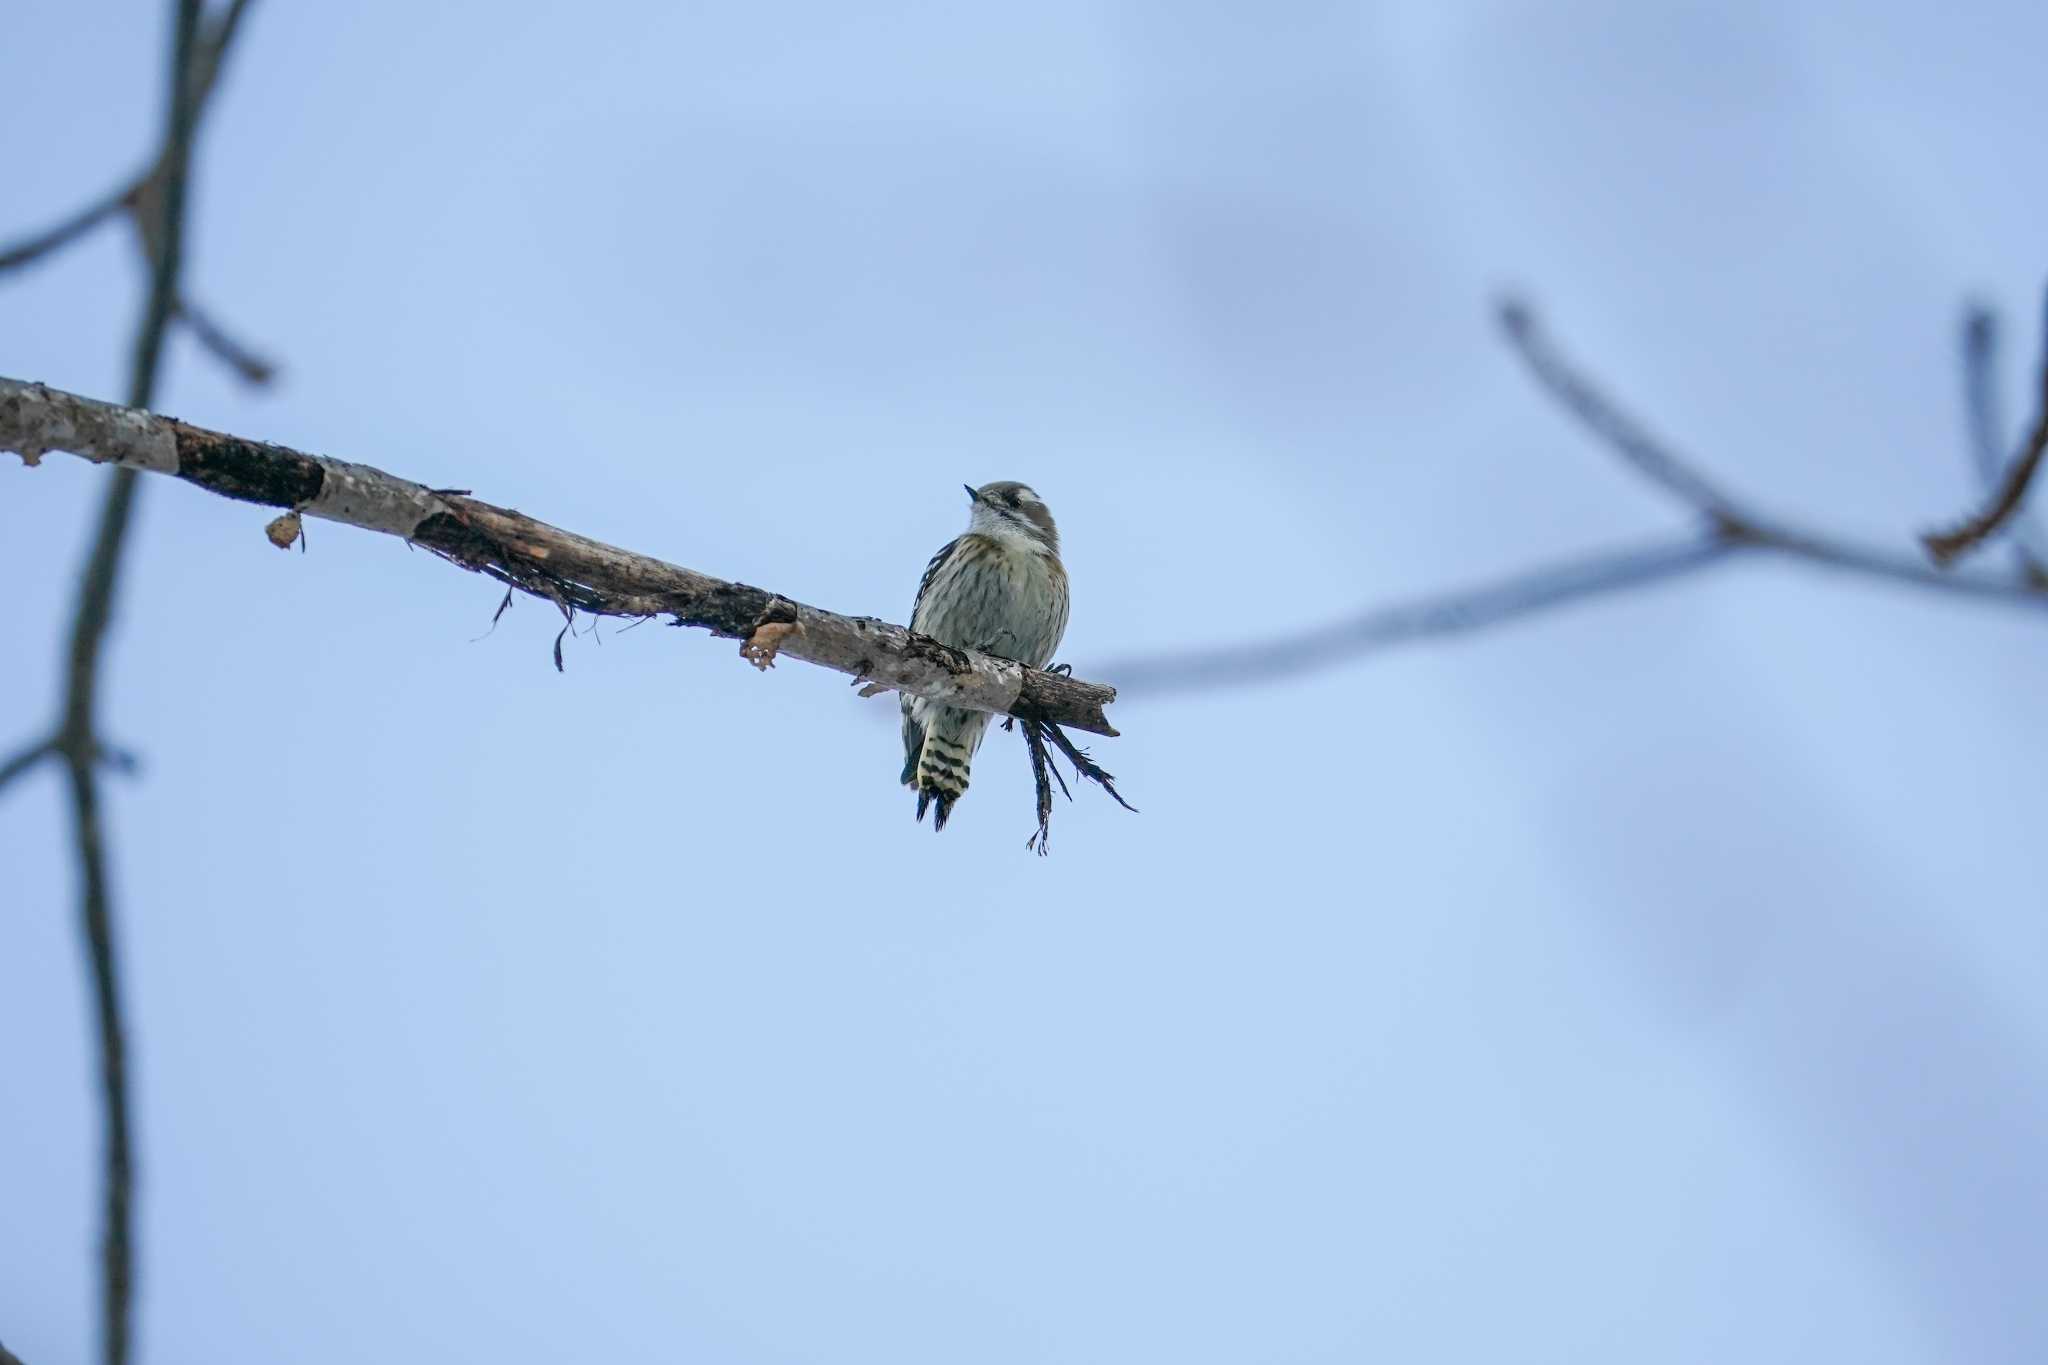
top-left (1925, 295), bottom-right (2048, 570)
top-left (0, 184), bottom-right (133, 273)
top-left (1104, 299), bottom-right (2048, 696)
top-left (0, 1), bottom-right (273, 387)
top-left (0, 4), bottom-right (268, 1363)
top-left (1105, 534), bottom-right (1734, 695)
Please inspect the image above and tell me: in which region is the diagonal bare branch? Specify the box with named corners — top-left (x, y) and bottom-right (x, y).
top-left (1498, 298), bottom-right (1746, 523)
top-left (1959, 307), bottom-right (2048, 583)
top-left (0, 178), bottom-right (139, 275)
top-left (15, 5), bottom-right (267, 1363)
top-left (0, 0), bottom-right (255, 276)
top-left (53, 0), bottom-right (205, 1337)
top-left (0, 738), bottom-right (56, 794)
top-left (1963, 306), bottom-right (2007, 494)
top-left (0, 376), bottom-right (1121, 737)
top-left (1497, 299), bottom-right (2048, 601)
top-left (174, 296), bottom-right (276, 386)
top-left (1926, 290), bottom-right (2048, 566)
top-left (1103, 534), bottom-right (1736, 694)
top-left (193, 0), bottom-right (259, 108)
top-left (1106, 301), bottom-right (2048, 699)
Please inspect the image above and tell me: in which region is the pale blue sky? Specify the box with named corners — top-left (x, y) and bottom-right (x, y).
top-left (6, 2), bottom-right (2048, 1361)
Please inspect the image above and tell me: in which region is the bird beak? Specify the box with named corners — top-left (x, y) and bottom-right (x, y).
top-left (963, 483), bottom-right (978, 504)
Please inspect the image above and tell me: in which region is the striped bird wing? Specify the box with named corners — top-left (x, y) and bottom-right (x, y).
top-left (903, 534), bottom-right (971, 779)
top-left (913, 533), bottom-right (1069, 664)
top-left (911, 535), bottom-right (965, 631)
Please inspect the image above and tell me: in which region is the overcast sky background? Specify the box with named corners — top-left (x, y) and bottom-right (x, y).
top-left (7, 2), bottom-right (2048, 1361)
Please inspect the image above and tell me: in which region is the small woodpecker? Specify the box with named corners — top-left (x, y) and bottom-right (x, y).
top-left (901, 481), bottom-right (1070, 830)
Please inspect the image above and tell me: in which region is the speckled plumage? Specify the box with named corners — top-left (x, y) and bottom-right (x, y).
top-left (902, 481), bottom-right (1070, 829)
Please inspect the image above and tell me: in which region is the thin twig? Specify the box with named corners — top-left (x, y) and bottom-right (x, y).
top-left (1496, 298), bottom-right (2048, 597)
top-left (1106, 302), bottom-right (2048, 698)
top-left (126, 3), bottom-right (204, 411)
top-left (0, 178), bottom-right (139, 274)
top-left (5, 12), bottom-right (266, 1348)
top-left (0, 738), bottom-right (139, 794)
top-left (0, 737), bottom-right (56, 793)
top-left (195, 0), bottom-right (259, 103)
top-left (1498, 298), bottom-right (1744, 523)
top-left (1942, 302), bottom-right (2048, 580)
top-left (50, 4), bottom-right (210, 1364)
top-left (175, 296), bottom-right (275, 386)
top-left (1104, 534), bottom-right (1738, 695)
top-left (1745, 517), bottom-right (2048, 603)
top-left (1963, 306), bottom-right (2006, 493)
top-left (0, 0), bottom-right (264, 358)
top-left (1925, 288), bottom-right (2048, 564)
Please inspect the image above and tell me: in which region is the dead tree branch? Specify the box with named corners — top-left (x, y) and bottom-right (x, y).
top-left (1103, 299), bottom-right (2048, 696)
top-left (0, 376), bottom-right (1121, 736)
top-left (1926, 296), bottom-right (2048, 568)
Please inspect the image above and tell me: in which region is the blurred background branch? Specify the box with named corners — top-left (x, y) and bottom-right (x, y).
top-left (1105, 299), bottom-right (2048, 696)
top-left (1105, 533), bottom-right (1734, 695)
top-left (0, 0), bottom-right (273, 382)
top-left (1927, 292), bottom-right (2048, 568)
top-left (0, 3), bottom-right (270, 1363)
top-left (0, 183), bottom-right (133, 274)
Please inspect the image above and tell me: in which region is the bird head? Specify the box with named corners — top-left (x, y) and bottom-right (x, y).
top-left (964, 480), bottom-right (1059, 553)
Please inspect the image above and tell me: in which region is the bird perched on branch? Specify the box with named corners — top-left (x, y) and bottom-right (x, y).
top-left (903, 481), bottom-right (1070, 830)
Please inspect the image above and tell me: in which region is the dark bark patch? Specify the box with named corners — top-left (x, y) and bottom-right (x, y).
top-left (672, 581), bottom-right (775, 639)
top-left (173, 424), bottom-right (323, 507)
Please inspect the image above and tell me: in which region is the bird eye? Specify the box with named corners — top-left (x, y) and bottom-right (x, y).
top-left (1004, 490), bottom-right (1020, 508)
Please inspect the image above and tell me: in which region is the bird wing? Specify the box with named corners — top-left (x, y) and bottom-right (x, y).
top-left (910, 535), bottom-right (962, 631)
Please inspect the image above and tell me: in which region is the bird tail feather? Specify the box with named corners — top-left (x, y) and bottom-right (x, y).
top-left (907, 705), bottom-right (989, 831)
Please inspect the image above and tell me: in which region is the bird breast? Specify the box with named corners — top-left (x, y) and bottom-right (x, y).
top-left (913, 534), bottom-right (1069, 669)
